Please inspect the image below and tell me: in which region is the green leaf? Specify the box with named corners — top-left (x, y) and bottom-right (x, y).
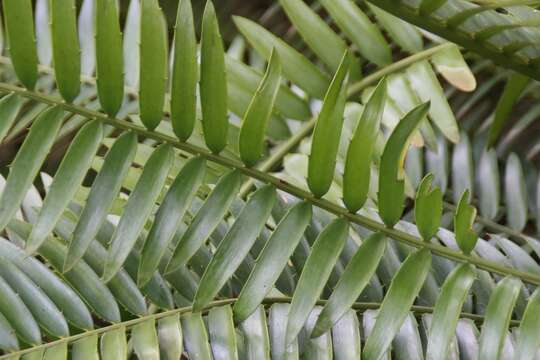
top-left (279, 0), bottom-right (350, 72)
top-left (123, 0), bottom-right (140, 88)
top-left (208, 305), bottom-right (239, 360)
top-left (431, 43), bottom-right (476, 92)
top-left (0, 94), bottom-right (24, 143)
top-left (200, 1), bottom-right (228, 153)
top-left (65, 131), bottom-right (138, 272)
top-left (0, 106), bottom-right (64, 232)
top-left (363, 248), bottom-right (432, 359)
top-left (139, 0), bottom-right (168, 130)
top-left (515, 288), bottom-right (540, 360)
top-left (166, 169), bottom-right (242, 274)
top-left (72, 334), bottom-right (98, 360)
top-left (378, 102), bottom-right (430, 228)
top-left (132, 319), bottom-right (160, 360)
top-left (43, 342), bottom-right (67, 360)
top-left (426, 263), bottom-right (476, 359)
top-left (0, 258), bottom-right (69, 338)
top-left (308, 52), bottom-right (349, 198)
top-left (2, 0), bottom-right (38, 89)
top-left (0, 238), bottom-right (93, 330)
top-left (49, 0), bottom-right (80, 102)
top-left (233, 201), bottom-right (312, 323)
top-left (488, 72), bottom-right (530, 146)
top-left (311, 232), bottom-right (386, 338)
top-left (319, 0), bottom-right (391, 66)
top-left (343, 78), bottom-right (386, 212)
top-left (478, 276), bottom-right (522, 360)
top-left (26, 120), bottom-right (103, 254)
top-left (100, 327), bottom-right (126, 360)
top-left (239, 305), bottom-right (271, 360)
top-left (8, 219), bottom-right (121, 323)
top-left (171, 0), bottom-right (198, 141)
top-left (451, 132), bottom-right (474, 204)
top-left (477, 149), bottom-right (500, 220)
top-left (193, 185), bottom-right (276, 311)
top-left (331, 310), bottom-right (361, 360)
top-left (504, 153), bottom-right (528, 231)
top-left (95, 0), bottom-right (124, 116)
top-left (419, 0), bottom-right (447, 15)
top-left (268, 303), bottom-right (299, 359)
top-left (406, 60), bottom-right (460, 143)
top-left (285, 218), bottom-right (349, 345)
top-left (138, 156), bottom-right (206, 286)
top-left (233, 16), bottom-right (330, 98)
top-left (0, 267), bottom-right (41, 345)
top-left (239, 49), bottom-right (282, 167)
top-left (77, 0), bottom-right (95, 76)
top-left (158, 315), bottom-right (183, 360)
top-left (414, 173), bottom-right (443, 242)
top-left (102, 143), bottom-right (173, 282)
top-left (181, 312), bottom-right (213, 360)
top-left (454, 189), bottom-right (478, 255)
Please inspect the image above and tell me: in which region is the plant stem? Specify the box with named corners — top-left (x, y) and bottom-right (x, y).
top-left (1, 83), bottom-right (539, 286)
top-left (0, 296), bottom-right (519, 359)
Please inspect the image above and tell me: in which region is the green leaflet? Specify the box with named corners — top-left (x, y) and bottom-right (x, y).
top-left (319, 0), bottom-right (392, 66)
top-left (488, 72), bottom-right (530, 146)
top-left (26, 120), bottom-right (104, 254)
top-left (2, 0), bottom-right (38, 89)
top-left (158, 315), bottom-right (183, 360)
top-left (331, 310), bottom-right (362, 360)
top-left (414, 173), bottom-right (443, 241)
top-left (193, 185), bottom-right (276, 311)
top-left (239, 49), bottom-right (282, 167)
top-left (0, 312), bottom-right (18, 352)
top-left (426, 263), bottom-right (476, 360)
top-left (200, 1), bottom-right (228, 153)
top-left (95, 0), bottom-right (124, 116)
top-left (233, 201), bottom-right (312, 323)
top-left (0, 238), bottom-right (93, 331)
top-left (406, 60), bottom-right (460, 144)
top-left (0, 267), bottom-right (41, 345)
top-left (139, 0), bottom-right (168, 130)
top-left (0, 94), bottom-right (24, 143)
top-left (181, 312), bottom-right (213, 360)
top-left (515, 288), bottom-right (540, 360)
top-left (504, 153), bottom-right (528, 232)
top-left (477, 149), bottom-right (500, 220)
top-left (49, 0), bottom-right (80, 102)
top-left (166, 169), bottom-right (242, 274)
top-left (171, 0), bottom-right (198, 141)
top-left (279, 0), bottom-right (349, 72)
top-left (0, 106), bottom-right (64, 232)
top-left (123, 0), bottom-right (140, 88)
top-left (225, 56), bottom-right (310, 121)
top-left (285, 218), bottom-right (349, 345)
top-left (8, 219), bottom-right (121, 323)
top-left (233, 16), bottom-right (330, 99)
top-left (268, 303), bottom-right (299, 359)
top-left (307, 52), bottom-right (349, 198)
top-left (0, 258), bottom-right (69, 338)
top-left (132, 319), bottom-right (160, 360)
top-left (138, 156), bottom-right (206, 286)
top-left (65, 131), bottom-right (137, 272)
top-left (100, 327), bottom-right (126, 360)
top-left (343, 78), bottom-right (386, 212)
top-left (378, 102), bottom-right (430, 228)
top-left (208, 305), bottom-right (238, 360)
top-left (454, 190), bottom-right (478, 255)
top-left (102, 143), bottom-right (173, 282)
top-left (431, 44), bottom-right (476, 92)
top-left (419, 0), bottom-right (447, 15)
top-left (311, 232), bottom-right (387, 338)
top-left (478, 276), bottom-right (522, 360)
top-left (72, 334), bottom-right (99, 360)
top-left (363, 248), bottom-right (432, 359)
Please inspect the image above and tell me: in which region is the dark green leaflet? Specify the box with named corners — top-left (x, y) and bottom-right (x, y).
top-left (49, 0), bottom-right (80, 102)
top-left (454, 190), bottom-right (478, 255)
top-left (139, 0), bottom-right (168, 130)
top-left (200, 1), bottom-right (229, 153)
top-left (414, 173), bottom-right (443, 242)
top-left (95, 0), bottom-right (124, 116)
top-left (0, 94), bottom-right (24, 143)
top-left (171, 0), bottom-right (198, 141)
top-left (2, 0), bottom-right (38, 89)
